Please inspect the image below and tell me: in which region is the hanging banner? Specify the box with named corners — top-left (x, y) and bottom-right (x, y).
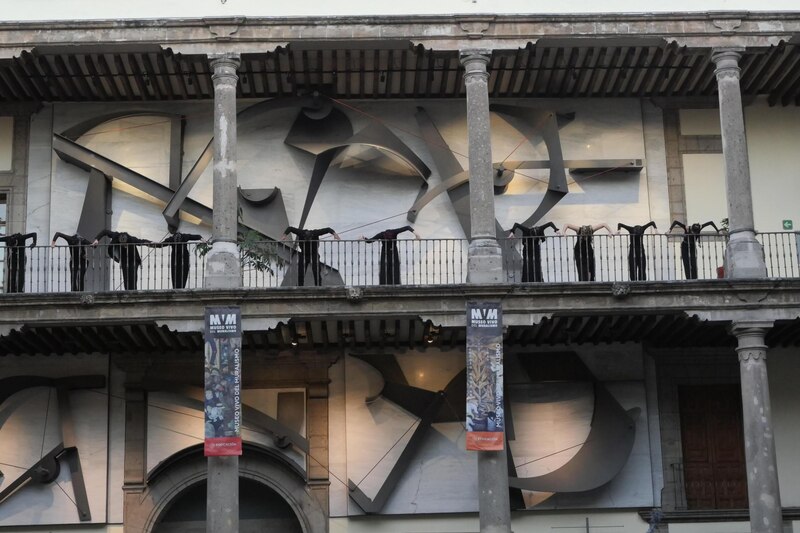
top-left (466, 301), bottom-right (505, 451)
top-left (204, 307), bottom-right (242, 456)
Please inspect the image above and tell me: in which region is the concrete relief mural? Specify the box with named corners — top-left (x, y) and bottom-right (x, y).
top-left (331, 346), bottom-right (653, 516)
top-left (0, 355), bottom-right (110, 526)
top-left (25, 97), bottom-right (651, 292)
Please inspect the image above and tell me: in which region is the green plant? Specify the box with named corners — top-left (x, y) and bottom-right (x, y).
top-left (196, 228), bottom-right (286, 276)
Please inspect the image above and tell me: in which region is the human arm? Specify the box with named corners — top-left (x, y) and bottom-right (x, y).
top-left (51, 232), bottom-right (70, 247)
top-left (24, 232), bottom-right (37, 248)
top-left (510, 222), bottom-right (526, 237)
top-left (701, 221), bottom-right (720, 233)
top-left (363, 231), bottom-right (384, 243)
top-left (669, 220), bottom-right (686, 233)
top-left (539, 222), bottom-right (558, 234)
top-left (281, 227), bottom-right (299, 241)
top-left (561, 223), bottom-right (580, 234)
top-left (643, 221), bottom-right (657, 233)
top-left (314, 227), bottom-right (339, 240)
top-left (592, 223), bottom-right (614, 234)
top-left (617, 223), bottom-right (634, 233)
top-left (93, 229), bottom-right (114, 245)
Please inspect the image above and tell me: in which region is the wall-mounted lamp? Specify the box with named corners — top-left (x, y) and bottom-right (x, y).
top-left (423, 321), bottom-right (440, 345)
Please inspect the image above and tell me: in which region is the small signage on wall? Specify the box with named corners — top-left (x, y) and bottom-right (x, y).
top-left (466, 301), bottom-right (505, 451)
top-left (783, 220), bottom-right (793, 230)
top-left (204, 307), bottom-right (243, 456)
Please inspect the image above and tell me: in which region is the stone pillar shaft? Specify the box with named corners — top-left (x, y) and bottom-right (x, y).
top-left (206, 54), bottom-right (241, 533)
top-left (461, 49), bottom-right (511, 533)
top-left (461, 50), bottom-right (503, 284)
top-left (307, 376), bottom-right (331, 516)
top-left (205, 54), bottom-right (242, 290)
top-left (712, 49), bottom-right (766, 278)
top-left (732, 322), bottom-right (782, 533)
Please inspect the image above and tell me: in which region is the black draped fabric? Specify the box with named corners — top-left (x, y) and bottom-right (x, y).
top-left (283, 226), bottom-right (336, 286)
top-left (1, 232), bottom-right (37, 293)
top-left (618, 222), bottom-right (656, 281)
top-left (94, 230), bottom-right (151, 290)
top-left (150, 232), bottom-right (203, 288)
top-left (574, 225), bottom-right (595, 282)
top-left (670, 221), bottom-right (717, 280)
top-left (511, 222), bottom-right (556, 283)
top-left (365, 226), bottom-right (414, 285)
top-left (52, 232), bottom-right (91, 291)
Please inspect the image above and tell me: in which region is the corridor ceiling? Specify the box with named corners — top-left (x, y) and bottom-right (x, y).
top-left (1, 39), bottom-right (800, 105)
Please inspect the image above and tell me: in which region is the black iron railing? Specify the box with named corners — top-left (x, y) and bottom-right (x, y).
top-left (2, 232), bottom-right (798, 293)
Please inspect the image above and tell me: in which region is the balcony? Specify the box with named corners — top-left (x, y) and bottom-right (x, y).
top-left (2, 232), bottom-right (798, 294)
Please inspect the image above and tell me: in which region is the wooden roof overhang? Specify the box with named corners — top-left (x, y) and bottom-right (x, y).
top-left (0, 38), bottom-right (799, 105)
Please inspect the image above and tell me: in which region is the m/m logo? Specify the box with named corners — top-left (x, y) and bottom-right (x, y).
top-left (209, 313), bottom-right (237, 326)
top-left (471, 308), bottom-right (498, 320)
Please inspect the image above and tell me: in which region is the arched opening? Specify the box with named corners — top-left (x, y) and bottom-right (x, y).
top-left (126, 444), bottom-right (327, 533)
top-left (154, 477), bottom-right (303, 533)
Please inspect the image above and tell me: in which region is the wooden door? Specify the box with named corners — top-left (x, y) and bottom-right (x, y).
top-left (679, 384), bottom-right (748, 509)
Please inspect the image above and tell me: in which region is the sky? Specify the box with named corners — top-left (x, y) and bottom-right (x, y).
top-left (1, 0), bottom-right (798, 22)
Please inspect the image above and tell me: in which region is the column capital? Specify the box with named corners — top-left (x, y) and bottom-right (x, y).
top-left (730, 320), bottom-right (772, 362)
top-left (711, 48), bottom-right (744, 79)
top-left (460, 49), bottom-right (491, 80)
top-left (729, 319), bottom-right (774, 335)
top-left (210, 53), bottom-right (240, 83)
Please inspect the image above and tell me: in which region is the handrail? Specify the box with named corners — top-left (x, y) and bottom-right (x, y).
top-left (1, 232), bottom-right (797, 293)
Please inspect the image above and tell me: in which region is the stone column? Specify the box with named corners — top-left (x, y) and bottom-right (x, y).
top-left (461, 50), bottom-right (503, 284)
top-left (122, 386), bottom-right (148, 533)
top-left (204, 54), bottom-right (242, 290)
top-left (461, 49), bottom-right (511, 533)
top-left (205, 54), bottom-right (241, 533)
top-left (307, 370), bottom-right (331, 517)
top-left (712, 49), bottom-right (766, 279)
top-left (731, 321), bottom-right (782, 533)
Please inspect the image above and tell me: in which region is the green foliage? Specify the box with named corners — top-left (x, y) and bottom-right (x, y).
top-left (196, 229), bottom-right (285, 275)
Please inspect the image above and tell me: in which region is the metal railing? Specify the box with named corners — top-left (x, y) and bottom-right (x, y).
top-left (2, 232), bottom-right (798, 293)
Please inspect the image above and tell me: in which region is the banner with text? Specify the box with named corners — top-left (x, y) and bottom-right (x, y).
top-left (466, 301), bottom-right (505, 451)
top-left (204, 307), bottom-right (242, 456)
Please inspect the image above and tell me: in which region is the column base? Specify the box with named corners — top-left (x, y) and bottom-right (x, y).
top-left (725, 232), bottom-right (766, 279)
top-left (467, 239), bottom-right (504, 284)
top-left (204, 242), bottom-right (241, 289)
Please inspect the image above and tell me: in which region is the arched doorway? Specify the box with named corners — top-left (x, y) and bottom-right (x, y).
top-left (125, 443), bottom-right (327, 533)
top-left (154, 478), bottom-right (303, 533)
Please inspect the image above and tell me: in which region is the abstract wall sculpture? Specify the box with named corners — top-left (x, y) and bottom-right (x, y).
top-left (412, 104), bottom-right (642, 280)
top-left (52, 96), bottom-right (436, 287)
top-left (0, 375), bottom-right (107, 523)
top-left (343, 350), bottom-right (644, 514)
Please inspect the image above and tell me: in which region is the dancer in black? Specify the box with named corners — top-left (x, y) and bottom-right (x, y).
top-left (670, 220), bottom-right (720, 280)
top-left (361, 226), bottom-right (420, 285)
top-left (508, 221), bottom-right (558, 283)
top-left (562, 223), bottom-right (613, 281)
top-left (0, 232), bottom-right (37, 293)
top-left (281, 226), bottom-right (340, 286)
top-left (92, 230), bottom-right (153, 290)
top-left (148, 232), bottom-right (204, 289)
top-left (51, 232), bottom-right (92, 291)
top-left (617, 221), bottom-right (657, 281)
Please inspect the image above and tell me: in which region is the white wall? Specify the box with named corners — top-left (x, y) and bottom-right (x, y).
top-left (768, 346), bottom-right (800, 507)
top-left (0, 117), bottom-right (13, 172)
top-left (680, 98), bottom-right (800, 232)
